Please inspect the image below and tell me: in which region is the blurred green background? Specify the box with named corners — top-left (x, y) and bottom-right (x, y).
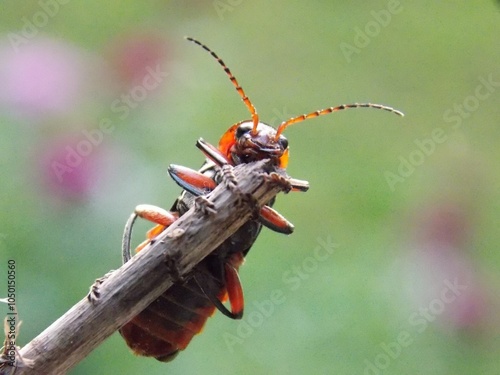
top-left (0, 1), bottom-right (499, 374)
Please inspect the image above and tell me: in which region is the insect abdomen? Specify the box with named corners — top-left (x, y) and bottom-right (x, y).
top-left (119, 273), bottom-right (228, 362)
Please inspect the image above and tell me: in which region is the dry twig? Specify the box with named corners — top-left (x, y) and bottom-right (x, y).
top-left (12, 161), bottom-right (290, 375)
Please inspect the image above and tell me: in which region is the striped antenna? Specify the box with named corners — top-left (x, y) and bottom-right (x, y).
top-left (186, 37), bottom-right (260, 134)
top-left (274, 103), bottom-right (404, 140)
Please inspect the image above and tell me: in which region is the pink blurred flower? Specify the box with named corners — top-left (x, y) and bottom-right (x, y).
top-left (38, 134), bottom-right (101, 201)
top-left (401, 203), bottom-right (492, 333)
top-left (106, 31), bottom-right (169, 88)
top-left (0, 37), bottom-right (92, 119)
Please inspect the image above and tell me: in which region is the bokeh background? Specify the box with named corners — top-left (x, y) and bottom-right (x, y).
top-left (0, 1), bottom-right (499, 374)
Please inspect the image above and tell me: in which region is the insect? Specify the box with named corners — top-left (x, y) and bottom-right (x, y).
top-left (118, 37), bottom-right (404, 362)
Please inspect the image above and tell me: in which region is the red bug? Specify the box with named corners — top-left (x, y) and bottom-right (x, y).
top-left (117, 37), bottom-right (404, 362)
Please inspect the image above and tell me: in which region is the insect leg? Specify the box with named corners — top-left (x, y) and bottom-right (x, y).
top-left (87, 216), bottom-right (141, 304)
top-left (289, 177), bottom-right (310, 192)
top-left (123, 205), bottom-right (178, 263)
top-left (87, 269), bottom-right (116, 304)
top-left (258, 205), bottom-right (295, 234)
top-left (196, 138), bottom-right (230, 167)
top-left (168, 164), bottom-right (217, 196)
top-left (223, 262), bottom-right (244, 319)
top-left (192, 266), bottom-right (243, 320)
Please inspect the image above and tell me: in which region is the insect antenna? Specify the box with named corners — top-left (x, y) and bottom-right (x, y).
top-left (185, 37), bottom-right (260, 134)
top-left (274, 103), bottom-right (404, 140)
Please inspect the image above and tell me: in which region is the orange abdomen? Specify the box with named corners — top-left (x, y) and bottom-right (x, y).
top-left (119, 272), bottom-right (229, 362)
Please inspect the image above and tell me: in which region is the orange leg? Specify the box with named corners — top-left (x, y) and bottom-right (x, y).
top-left (135, 204), bottom-right (178, 227)
top-left (224, 263), bottom-right (244, 319)
top-left (259, 205), bottom-right (295, 234)
top-left (133, 204), bottom-right (179, 253)
top-left (168, 165), bottom-right (217, 196)
top-left (193, 267), bottom-right (244, 320)
top-left (122, 205), bottom-right (179, 263)
top-left (123, 164), bottom-right (219, 263)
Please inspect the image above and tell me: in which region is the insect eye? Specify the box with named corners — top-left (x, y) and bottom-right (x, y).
top-left (235, 123), bottom-right (253, 139)
top-left (278, 136), bottom-right (288, 150)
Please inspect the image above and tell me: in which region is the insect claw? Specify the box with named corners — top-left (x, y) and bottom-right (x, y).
top-left (0, 316), bottom-right (34, 372)
top-left (194, 196), bottom-right (217, 216)
top-left (87, 270), bottom-right (114, 305)
top-left (221, 164), bottom-right (238, 191)
top-left (266, 172), bottom-right (293, 193)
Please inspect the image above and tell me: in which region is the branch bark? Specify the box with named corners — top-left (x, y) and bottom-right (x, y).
top-left (13, 161), bottom-right (289, 375)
